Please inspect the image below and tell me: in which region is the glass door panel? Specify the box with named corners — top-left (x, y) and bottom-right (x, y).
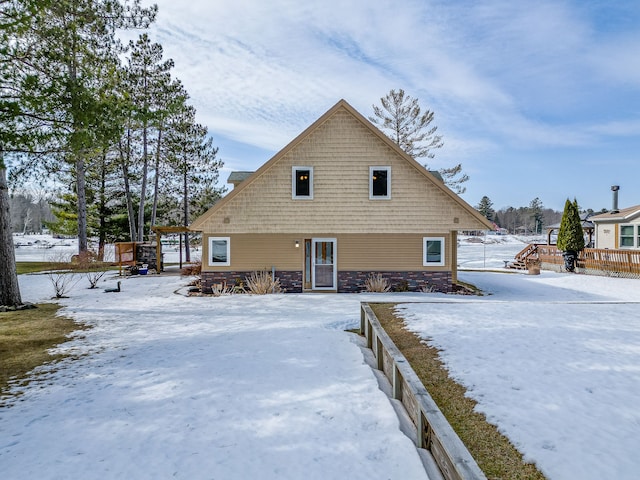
top-left (312, 239), bottom-right (336, 289)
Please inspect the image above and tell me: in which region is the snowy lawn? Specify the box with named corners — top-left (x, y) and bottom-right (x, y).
top-left (396, 270), bottom-right (640, 480)
top-left (2, 274), bottom-right (429, 480)
top-left (4, 236), bottom-right (640, 480)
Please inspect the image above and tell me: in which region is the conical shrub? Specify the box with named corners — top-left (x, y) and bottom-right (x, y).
top-left (557, 198), bottom-right (585, 252)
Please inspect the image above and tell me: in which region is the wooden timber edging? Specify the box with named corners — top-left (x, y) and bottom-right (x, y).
top-left (360, 303), bottom-right (487, 480)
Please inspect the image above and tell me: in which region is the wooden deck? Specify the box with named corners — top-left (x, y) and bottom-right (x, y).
top-left (510, 244), bottom-right (640, 278)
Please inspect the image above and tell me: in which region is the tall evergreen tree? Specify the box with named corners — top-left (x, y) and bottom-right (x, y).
top-left (150, 78), bottom-right (189, 229)
top-left (476, 196), bottom-right (495, 221)
top-left (126, 33), bottom-right (173, 241)
top-left (557, 198), bottom-right (585, 253)
top-left (529, 197), bottom-right (544, 234)
top-left (3, 0), bottom-right (156, 253)
top-left (164, 105), bottom-right (224, 261)
top-left (369, 89), bottom-right (468, 194)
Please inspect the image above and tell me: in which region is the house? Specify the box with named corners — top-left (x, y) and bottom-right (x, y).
top-left (590, 205), bottom-right (640, 249)
top-left (190, 99), bottom-right (492, 293)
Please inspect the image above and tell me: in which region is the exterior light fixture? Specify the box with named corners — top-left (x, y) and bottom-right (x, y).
top-left (295, 240), bottom-right (300, 248)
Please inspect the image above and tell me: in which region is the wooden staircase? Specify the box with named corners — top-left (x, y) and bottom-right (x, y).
top-left (507, 243), bottom-right (540, 270)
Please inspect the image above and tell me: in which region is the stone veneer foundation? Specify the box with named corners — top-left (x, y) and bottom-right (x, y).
top-left (201, 271), bottom-right (303, 293)
top-left (201, 270), bottom-right (452, 294)
top-left (338, 271), bottom-right (452, 293)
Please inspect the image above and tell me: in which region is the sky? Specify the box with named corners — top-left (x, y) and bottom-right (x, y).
top-left (126, 0), bottom-right (640, 212)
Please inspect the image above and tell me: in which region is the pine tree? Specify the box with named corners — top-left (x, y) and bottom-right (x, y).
top-left (476, 196), bottom-right (495, 221)
top-left (164, 105), bottom-right (224, 261)
top-left (557, 198), bottom-right (585, 253)
top-left (369, 89), bottom-right (469, 194)
top-left (3, 0), bottom-right (157, 253)
top-left (529, 197), bottom-right (544, 234)
top-left (126, 33), bottom-right (174, 241)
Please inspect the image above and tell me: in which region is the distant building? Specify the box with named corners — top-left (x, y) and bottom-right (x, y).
top-left (591, 205), bottom-right (640, 250)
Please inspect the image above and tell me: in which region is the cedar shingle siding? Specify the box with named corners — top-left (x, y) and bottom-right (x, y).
top-left (191, 100), bottom-right (491, 293)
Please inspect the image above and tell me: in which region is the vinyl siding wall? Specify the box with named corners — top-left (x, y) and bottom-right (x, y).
top-left (202, 233), bottom-right (453, 272)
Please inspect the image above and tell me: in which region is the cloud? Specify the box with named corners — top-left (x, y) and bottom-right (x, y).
top-left (126, 0), bottom-right (639, 210)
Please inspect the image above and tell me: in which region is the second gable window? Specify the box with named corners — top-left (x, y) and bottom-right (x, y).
top-left (370, 166), bottom-right (391, 199)
top-left (292, 166), bottom-right (313, 199)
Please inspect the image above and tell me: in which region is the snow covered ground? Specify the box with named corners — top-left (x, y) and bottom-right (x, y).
top-left (2, 275), bottom-right (430, 480)
top-left (12, 233), bottom-right (199, 264)
top-left (396, 271), bottom-right (640, 480)
top-left (3, 234), bottom-right (640, 479)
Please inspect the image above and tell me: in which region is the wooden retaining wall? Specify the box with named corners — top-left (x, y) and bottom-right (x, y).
top-left (360, 303), bottom-right (487, 480)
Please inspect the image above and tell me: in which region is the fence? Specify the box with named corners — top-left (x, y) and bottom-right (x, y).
top-left (518, 244), bottom-right (640, 278)
top-left (360, 303), bottom-right (487, 480)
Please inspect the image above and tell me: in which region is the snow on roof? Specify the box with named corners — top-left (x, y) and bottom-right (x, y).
top-left (590, 204), bottom-right (640, 222)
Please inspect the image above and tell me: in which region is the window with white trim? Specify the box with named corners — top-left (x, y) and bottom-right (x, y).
top-left (423, 237), bottom-right (445, 266)
top-left (619, 224), bottom-right (640, 248)
top-left (369, 166), bottom-right (391, 199)
top-left (292, 166), bottom-right (313, 199)
top-left (208, 237), bottom-right (230, 266)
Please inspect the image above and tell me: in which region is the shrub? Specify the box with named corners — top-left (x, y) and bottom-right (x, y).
top-left (73, 250), bottom-right (108, 288)
top-left (45, 252), bottom-right (79, 298)
top-left (420, 284), bottom-right (435, 293)
top-left (211, 282), bottom-right (234, 297)
top-left (245, 270), bottom-right (283, 294)
top-left (181, 261), bottom-right (202, 276)
top-left (46, 271), bottom-right (80, 298)
top-left (364, 273), bottom-right (390, 293)
top-left (557, 198), bottom-right (585, 252)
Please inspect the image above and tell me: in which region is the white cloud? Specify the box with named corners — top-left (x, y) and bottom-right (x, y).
top-left (125, 0), bottom-right (640, 210)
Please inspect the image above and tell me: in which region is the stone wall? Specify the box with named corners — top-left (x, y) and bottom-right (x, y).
top-left (338, 271), bottom-right (452, 293)
top-left (201, 271), bottom-right (303, 293)
top-left (201, 270), bottom-right (452, 294)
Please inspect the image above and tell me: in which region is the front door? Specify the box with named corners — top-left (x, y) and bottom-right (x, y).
top-left (311, 238), bottom-right (337, 290)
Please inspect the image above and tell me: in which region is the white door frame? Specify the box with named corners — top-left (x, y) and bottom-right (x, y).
top-left (311, 238), bottom-right (337, 290)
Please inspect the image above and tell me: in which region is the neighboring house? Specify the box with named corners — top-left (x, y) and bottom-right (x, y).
top-left (591, 205), bottom-right (640, 249)
top-left (190, 99), bottom-right (492, 293)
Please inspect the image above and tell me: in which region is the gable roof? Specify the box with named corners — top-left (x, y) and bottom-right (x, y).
top-left (590, 205), bottom-right (640, 223)
top-left (191, 99), bottom-right (492, 231)
top-left (227, 171), bottom-right (254, 188)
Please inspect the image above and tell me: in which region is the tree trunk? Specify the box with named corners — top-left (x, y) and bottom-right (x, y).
top-left (150, 125), bottom-right (163, 227)
top-left (75, 153), bottom-right (88, 253)
top-left (0, 163), bottom-right (23, 307)
top-left (137, 122), bottom-right (148, 242)
top-left (97, 151), bottom-right (107, 261)
top-left (118, 135), bottom-right (136, 241)
top-left (183, 166), bottom-right (190, 262)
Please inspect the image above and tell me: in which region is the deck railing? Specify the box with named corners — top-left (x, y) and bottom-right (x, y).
top-left (517, 244), bottom-right (640, 278)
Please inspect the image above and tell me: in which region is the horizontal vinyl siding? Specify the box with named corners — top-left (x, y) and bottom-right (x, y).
top-left (202, 233), bottom-right (452, 272)
top-left (339, 233), bottom-right (451, 271)
top-left (202, 234), bottom-right (302, 272)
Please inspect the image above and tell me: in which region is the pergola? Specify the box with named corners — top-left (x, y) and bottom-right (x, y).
top-left (151, 226), bottom-right (193, 270)
top-left (545, 219), bottom-right (595, 247)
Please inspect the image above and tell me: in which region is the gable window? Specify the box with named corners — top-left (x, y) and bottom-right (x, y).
top-left (292, 166), bottom-right (313, 199)
top-left (370, 166), bottom-right (391, 199)
top-left (423, 237), bottom-right (445, 266)
top-left (208, 237), bottom-right (230, 266)
top-left (619, 225), bottom-right (639, 248)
